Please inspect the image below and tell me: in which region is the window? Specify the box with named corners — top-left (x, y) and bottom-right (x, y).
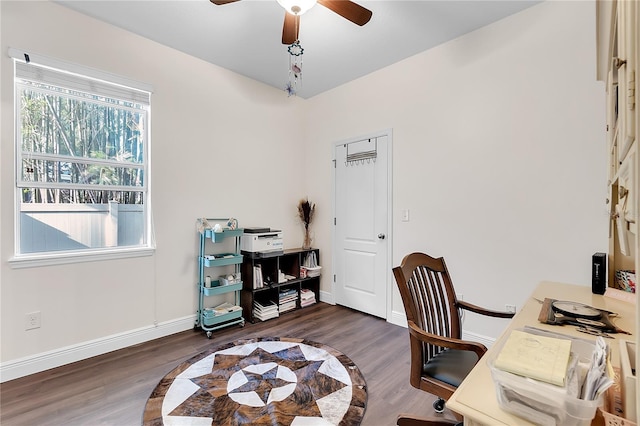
top-left (11, 51), bottom-right (153, 265)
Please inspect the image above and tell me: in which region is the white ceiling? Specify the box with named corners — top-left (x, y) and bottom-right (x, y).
top-left (55, 0), bottom-right (540, 99)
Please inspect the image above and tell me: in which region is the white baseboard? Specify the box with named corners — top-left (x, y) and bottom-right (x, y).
top-left (319, 290), bottom-right (335, 305)
top-left (388, 309), bottom-right (496, 348)
top-left (2, 294), bottom-right (334, 383)
top-left (0, 315), bottom-right (196, 383)
top-left (462, 329), bottom-right (495, 348)
top-left (389, 309), bottom-right (408, 327)
top-left (2, 305), bottom-right (496, 383)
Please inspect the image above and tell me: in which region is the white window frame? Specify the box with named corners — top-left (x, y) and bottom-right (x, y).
top-left (8, 48), bottom-right (155, 268)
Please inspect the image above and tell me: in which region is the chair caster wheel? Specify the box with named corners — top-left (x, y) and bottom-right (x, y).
top-left (433, 398), bottom-right (445, 413)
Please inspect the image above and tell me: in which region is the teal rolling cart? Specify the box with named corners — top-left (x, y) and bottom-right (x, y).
top-left (195, 218), bottom-right (245, 338)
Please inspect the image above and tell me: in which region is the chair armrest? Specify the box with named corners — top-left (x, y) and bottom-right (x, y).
top-left (457, 300), bottom-right (515, 318)
top-left (408, 321), bottom-right (487, 359)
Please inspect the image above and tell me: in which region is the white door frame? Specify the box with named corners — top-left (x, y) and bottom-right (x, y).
top-left (331, 128), bottom-right (393, 321)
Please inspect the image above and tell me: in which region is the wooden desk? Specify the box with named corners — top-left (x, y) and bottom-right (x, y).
top-left (446, 281), bottom-right (637, 426)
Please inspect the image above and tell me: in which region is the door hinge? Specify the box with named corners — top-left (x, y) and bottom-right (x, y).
top-left (333, 159), bottom-right (336, 168)
top-left (333, 274), bottom-right (336, 282)
top-left (334, 217), bottom-right (336, 225)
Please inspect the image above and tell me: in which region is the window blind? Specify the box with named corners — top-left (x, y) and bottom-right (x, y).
top-left (10, 47), bottom-right (151, 105)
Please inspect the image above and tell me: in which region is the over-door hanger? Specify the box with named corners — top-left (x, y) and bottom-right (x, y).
top-left (345, 138), bottom-right (377, 166)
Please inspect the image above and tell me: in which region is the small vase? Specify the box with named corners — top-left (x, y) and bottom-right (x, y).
top-left (302, 227), bottom-right (312, 250)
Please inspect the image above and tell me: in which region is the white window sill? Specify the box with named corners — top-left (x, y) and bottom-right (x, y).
top-left (8, 246), bottom-right (155, 269)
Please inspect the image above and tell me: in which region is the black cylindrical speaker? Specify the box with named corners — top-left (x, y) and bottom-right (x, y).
top-left (592, 252), bottom-right (607, 294)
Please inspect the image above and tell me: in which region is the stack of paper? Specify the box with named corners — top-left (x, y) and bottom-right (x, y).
top-left (494, 329), bottom-right (572, 386)
top-left (212, 302), bottom-right (241, 316)
top-left (279, 288), bottom-right (298, 313)
top-left (300, 289), bottom-right (316, 307)
top-left (581, 337), bottom-right (614, 400)
top-left (253, 300), bottom-right (278, 321)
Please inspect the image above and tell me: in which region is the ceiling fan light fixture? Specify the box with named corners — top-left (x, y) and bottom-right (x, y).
top-left (277, 0), bottom-right (317, 15)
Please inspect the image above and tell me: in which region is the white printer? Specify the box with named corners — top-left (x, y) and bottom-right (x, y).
top-left (240, 228), bottom-right (284, 254)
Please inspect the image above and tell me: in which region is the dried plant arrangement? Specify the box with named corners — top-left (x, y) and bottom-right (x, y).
top-left (298, 198), bottom-right (315, 229)
top-left (297, 198), bottom-right (315, 249)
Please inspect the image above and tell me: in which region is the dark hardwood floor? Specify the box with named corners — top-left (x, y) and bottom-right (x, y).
top-left (1, 303), bottom-right (459, 425)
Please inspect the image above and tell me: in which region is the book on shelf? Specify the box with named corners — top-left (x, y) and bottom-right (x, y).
top-left (300, 289), bottom-right (316, 307)
top-left (494, 329), bottom-right (572, 387)
top-left (279, 294), bottom-right (298, 302)
top-left (279, 300), bottom-right (297, 313)
top-left (253, 265), bottom-right (264, 289)
top-left (253, 310), bottom-right (279, 321)
top-left (279, 288), bottom-right (299, 306)
top-left (279, 288), bottom-right (297, 297)
top-left (300, 289), bottom-right (315, 300)
top-left (253, 300), bottom-right (279, 321)
top-left (301, 299), bottom-right (316, 308)
top-left (254, 300), bottom-right (278, 312)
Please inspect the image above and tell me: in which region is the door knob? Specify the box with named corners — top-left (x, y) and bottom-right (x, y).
top-left (378, 233), bottom-right (385, 239)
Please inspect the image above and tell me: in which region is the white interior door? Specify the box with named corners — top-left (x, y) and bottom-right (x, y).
top-left (333, 132), bottom-right (391, 319)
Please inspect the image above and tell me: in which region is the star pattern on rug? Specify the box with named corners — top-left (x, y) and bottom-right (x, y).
top-left (163, 341), bottom-right (358, 425)
top-left (234, 365), bottom-right (292, 404)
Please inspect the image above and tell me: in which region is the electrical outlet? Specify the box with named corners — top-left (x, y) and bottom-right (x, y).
top-left (25, 311), bottom-right (41, 330)
top-left (505, 304), bottom-right (517, 314)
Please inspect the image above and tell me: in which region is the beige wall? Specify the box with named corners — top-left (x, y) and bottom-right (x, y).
top-left (1, 0), bottom-right (607, 379)
top-left (304, 0), bottom-right (607, 337)
top-left (0, 0), bottom-right (307, 378)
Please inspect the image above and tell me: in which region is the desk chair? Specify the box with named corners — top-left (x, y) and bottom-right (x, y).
top-left (393, 252), bottom-right (514, 414)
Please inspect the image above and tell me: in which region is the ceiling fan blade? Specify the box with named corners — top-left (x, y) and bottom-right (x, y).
top-left (282, 12), bottom-right (300, 45)
top-left (317, 0), bottom-right (372, 26)
top-left (209, 0), bottom-right (240, 5)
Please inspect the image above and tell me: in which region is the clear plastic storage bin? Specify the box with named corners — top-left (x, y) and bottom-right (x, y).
top-left (488, 327), bottom-right (607, 426)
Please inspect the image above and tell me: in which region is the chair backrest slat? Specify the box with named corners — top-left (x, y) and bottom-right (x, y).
top-left (394, 252), bottom-right (460, 363)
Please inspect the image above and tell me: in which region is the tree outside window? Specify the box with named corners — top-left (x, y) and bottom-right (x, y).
top-left (15, 60), bottom-right (151, 257)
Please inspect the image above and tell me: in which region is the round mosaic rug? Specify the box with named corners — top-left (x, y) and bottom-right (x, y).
top-left (143, 337), bottom-right (367, 425)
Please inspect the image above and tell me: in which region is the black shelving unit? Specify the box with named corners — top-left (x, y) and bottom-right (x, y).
top-left (241, 248), bottom-right (320, 322)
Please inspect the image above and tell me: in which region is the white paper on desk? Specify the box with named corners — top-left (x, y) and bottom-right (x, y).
top-left (565, 354), bottom-right (581, 398)
top-left (580, 337), bottom-right (614, 400)
top-left (494, 329), bottom-right (572, 386)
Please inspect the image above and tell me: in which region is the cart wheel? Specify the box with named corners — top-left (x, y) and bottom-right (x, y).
top-left (240, 321), bottom-right (245, 328)
top-left (206, 331), bottom-right (212, 339)
top-left (433, 398), bottom-right (445, 413)
top-left (193, 324), bottom-right (199, 331)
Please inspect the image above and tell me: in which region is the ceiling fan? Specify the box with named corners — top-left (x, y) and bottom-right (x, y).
top-left (209, 0), bottom-right (373, 44)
